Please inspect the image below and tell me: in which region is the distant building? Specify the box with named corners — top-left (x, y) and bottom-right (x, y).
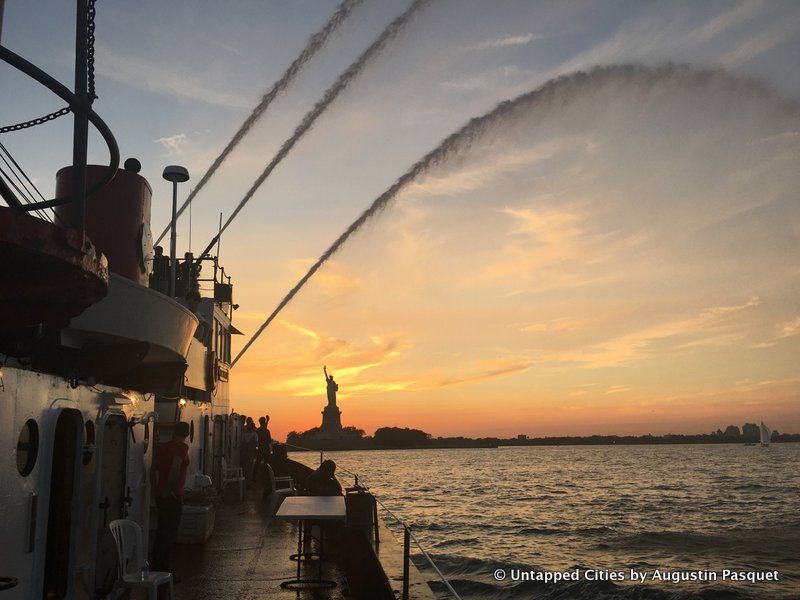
top-left (517, 434), bottom-right (528, 440)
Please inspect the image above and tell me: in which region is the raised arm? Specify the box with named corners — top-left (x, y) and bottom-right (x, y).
top-left (323, 365), bottom-right (328, 380)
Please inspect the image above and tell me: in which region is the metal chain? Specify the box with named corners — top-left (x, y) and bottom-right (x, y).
top-left (87, 0), bottom-right (98, 103)
top-left (0, 107), bottom-right (72, 134)
top-left (0, 0), bottom-right (97, 133)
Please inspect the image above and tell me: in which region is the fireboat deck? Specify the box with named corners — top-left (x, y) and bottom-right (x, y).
top-left (171, 491), bottom-right (348, 600)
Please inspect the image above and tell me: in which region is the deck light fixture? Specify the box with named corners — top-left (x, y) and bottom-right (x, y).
top-left (162, 165), bottom-right (190, 299)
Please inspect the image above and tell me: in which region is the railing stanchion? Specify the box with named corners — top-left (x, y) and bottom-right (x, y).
top-left (402, 526), bottom-right (410, 600)
top-left (281, 442), bottom-right (462, 599)
top-left (373, 496), bottom-right (380, 544)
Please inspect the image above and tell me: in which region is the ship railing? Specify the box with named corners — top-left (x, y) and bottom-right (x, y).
top-left (281, 442), bottom-right (463, 600)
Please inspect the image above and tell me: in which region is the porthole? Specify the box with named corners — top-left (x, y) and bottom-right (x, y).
top-left (189, 420), bottom-right (195, 443)
top-left (16, 419), bottom-right (39, 476)
top-left (83, 421), bottom-right (96, 465)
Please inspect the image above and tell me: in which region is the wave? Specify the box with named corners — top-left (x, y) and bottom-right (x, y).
top-left (603, 525), bottom-right (800, 555)
top-left (519, 525), bottom-right (615, 537)
top-left (416, 554), bottom-right (777, 600)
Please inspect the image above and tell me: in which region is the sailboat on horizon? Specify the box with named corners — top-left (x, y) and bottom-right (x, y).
top-left (759, 421), bottom-right (772, 446)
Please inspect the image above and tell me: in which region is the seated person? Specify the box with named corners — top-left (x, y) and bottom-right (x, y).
top-left (305, 459), bottom-right (343, 496)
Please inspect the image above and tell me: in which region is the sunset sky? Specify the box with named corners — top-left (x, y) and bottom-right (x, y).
top-left (2, 0), bottom-right (799, 439)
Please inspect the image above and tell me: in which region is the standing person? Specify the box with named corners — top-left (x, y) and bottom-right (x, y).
top-left (149, 245), bottom-right (169, 294)
top-left (151, 421), bottom-right (191, 574)
top-left (241, 417), bottom-right (258, 483)
top-left (256, 416), bottom-right (272, 481)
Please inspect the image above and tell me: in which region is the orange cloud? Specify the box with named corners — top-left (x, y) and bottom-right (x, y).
top-left (543, 297), bottom-right (761, 367)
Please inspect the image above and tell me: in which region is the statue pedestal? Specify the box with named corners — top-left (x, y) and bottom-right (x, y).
top-left (321, 405), bottom-right (342, 432)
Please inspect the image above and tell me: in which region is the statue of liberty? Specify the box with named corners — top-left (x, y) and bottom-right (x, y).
top-left (323, 365), bottom-right (338, 407)
top-left (321, 366), bottom-right (342, 432)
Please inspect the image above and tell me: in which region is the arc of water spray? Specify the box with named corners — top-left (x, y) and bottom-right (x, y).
top-left (231, 63), bottom-right (798, 367)
top-left (195, 0), bottom-right (433, 264)
top-left (154, 0), bottom-right (364, 246)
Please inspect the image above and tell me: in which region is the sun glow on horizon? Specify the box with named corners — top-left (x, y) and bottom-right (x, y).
top-left (229, 68), bottom-right (800, 442)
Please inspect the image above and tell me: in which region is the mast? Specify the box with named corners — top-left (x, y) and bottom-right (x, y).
top-left (71, 0), bottom-right (90, 235)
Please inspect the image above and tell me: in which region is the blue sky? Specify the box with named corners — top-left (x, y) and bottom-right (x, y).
top-left (2, 1), bottom-right (799, 437)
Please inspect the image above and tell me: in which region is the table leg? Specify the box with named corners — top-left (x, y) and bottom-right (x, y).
top-left (296, 520), bottom-right (303, 582)
top-left (317, 526), bottom-right (324, 582)
top-left (279, 519), bottom-right (336, 590)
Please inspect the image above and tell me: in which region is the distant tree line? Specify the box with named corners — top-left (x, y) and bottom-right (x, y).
top-left (286, 426), bottom-right (433, 450)
top-left (283, 423), bottom-right (800, 451)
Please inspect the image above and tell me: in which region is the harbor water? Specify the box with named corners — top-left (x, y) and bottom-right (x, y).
top-left (307, 444), bottom-right (800, 599)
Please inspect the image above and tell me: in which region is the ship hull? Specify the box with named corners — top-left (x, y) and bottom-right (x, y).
top-left (0, 366), bottom-right (154, 599)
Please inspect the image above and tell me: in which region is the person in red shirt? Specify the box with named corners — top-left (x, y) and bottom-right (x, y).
top-left (151, 421), bottom-right (190, 573)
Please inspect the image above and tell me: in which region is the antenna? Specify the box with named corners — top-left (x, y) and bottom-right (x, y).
top-left (216, 212), bottom-right (223, 259)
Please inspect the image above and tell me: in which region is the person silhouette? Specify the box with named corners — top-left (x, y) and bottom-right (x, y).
top-left (323, 365), bottom-right (338, 407)
top-left (305, 459), bottom-right (343, 496)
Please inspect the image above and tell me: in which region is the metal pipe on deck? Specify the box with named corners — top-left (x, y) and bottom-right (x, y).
top-left (71, 0), bottom-right (89, 234)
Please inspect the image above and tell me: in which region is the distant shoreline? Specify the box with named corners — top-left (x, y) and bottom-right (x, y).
top-left (284, 433), bottom-right (800, 452)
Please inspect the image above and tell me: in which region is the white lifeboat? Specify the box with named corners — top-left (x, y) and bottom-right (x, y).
top-left (68, 272), bottom-right (198, 364)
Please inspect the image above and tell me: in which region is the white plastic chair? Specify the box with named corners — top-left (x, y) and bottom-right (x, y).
top-left (264, 464), bottom-right (296, 513)
top-left (221, 457), bottom-right (246, 500)
top-left (109, 519), bottom-right (174, 600)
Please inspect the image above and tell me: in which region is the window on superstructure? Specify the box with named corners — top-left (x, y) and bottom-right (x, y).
top-left (16, 419), bottom-right (39, 476)
top-left (214, 320), bottom-right (222, 358)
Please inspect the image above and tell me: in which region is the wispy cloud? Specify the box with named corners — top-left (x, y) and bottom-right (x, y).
top-left (472, 32), bottom-right (539, 50)
top-left (552, 1), bottom-right (787, 75)
top-left (431, 359), bottom-right (533, 388)
top-left (240, 321), bottom-right (409, 397)
top-left (156, 133), bottom-right (188, 154)
top-left (604, 385), bottom-right (632, 395)
top-left (719, 10), bottom-right (800, 67)
top-left (747, 314), bottom-right (800, 349)
top-left (473, 203), bottom-right (642, 291)
top-left (407, 139), bottom-right (584, 197)
top-left (545, 297), bottom-right (762, 367)
top-left (295, 259), bottom-right (361, 296)
top-left (96, 44), bottom-right (251, 109)
top-left (779, 316), bottom-right (800, 338)
top-left (521, 317), bottom-right (592, 333)
top-left (238, 317), bottom-right (533, 399)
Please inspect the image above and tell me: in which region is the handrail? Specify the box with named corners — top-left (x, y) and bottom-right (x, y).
top-left (373, 496), bottom-right (462, 600)
top-left (0, 44), bottom-right (119, 210)
top-left (281, 443), bottom-right (460, 599)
